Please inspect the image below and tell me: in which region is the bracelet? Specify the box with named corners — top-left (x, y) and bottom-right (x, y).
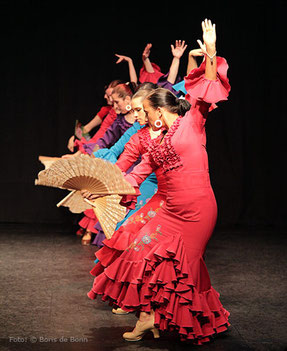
top-left (205, 50), bottom-right (217, 63)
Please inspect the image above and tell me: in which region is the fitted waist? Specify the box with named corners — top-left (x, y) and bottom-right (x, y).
top-left (166, 170), bottom-right (211, 191)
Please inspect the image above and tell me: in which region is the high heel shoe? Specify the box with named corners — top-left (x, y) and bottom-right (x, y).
top-left (123, 319), bottom-right (160, 341)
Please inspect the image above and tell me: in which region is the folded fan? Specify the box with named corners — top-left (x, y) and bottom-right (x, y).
top-left (35, 154), bottom-right (135, 239)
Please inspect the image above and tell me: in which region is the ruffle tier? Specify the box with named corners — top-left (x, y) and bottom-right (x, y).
top-left (139, 62), bottom-right (164, 84)
top-left (78, 209), bottom-right (98, 233)
top-left (88, 231), bottom-right (230, 345)
top-left (90, 194), bottom-right (166, 276)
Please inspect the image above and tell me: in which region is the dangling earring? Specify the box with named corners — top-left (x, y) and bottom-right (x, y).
top-left (125, 104), bottom-right (132, 111)
top-left (154, 119), bottom-right (163, 128)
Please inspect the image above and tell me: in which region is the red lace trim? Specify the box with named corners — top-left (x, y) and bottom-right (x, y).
top-left (148, 116), bottom-right (183, 173)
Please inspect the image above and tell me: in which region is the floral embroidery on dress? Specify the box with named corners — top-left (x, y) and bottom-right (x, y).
top-left (124, 202), bottom-right (164, 226)
top-left (126, 225), bottom-right (162, 252)
top-left (148, 116), bottom-right (183, 173)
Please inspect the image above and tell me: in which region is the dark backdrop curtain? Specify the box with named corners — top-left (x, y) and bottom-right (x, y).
top-left (0, 0), bottom-right (286, 227)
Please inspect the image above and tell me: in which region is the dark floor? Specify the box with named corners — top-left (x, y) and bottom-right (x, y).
top-left (0, 223), bottom-right (286, 351)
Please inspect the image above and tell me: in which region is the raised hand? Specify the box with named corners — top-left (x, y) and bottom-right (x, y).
top-left (170, 40), bottom-right (188, 59)
top-left (197, 19), bottom-right (216, 53)
top-left (142, 43), bottom-right (152, 61)
top-left (115, 54), bottom-right (132, 64)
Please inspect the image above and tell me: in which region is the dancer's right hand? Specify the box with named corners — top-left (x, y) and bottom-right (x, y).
top-left (142, 43), bottom-right (152, 61)
top-left (81, 190), bottom-right (102, 201)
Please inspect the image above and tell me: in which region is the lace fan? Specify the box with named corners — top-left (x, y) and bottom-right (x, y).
top-left (38, 156), bottom-right (61, 169)
top-left (35, 154), bottom-right (135, 239)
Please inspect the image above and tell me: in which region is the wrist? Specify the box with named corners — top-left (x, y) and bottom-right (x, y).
top-left (206, 45), bottom-right (216, 55)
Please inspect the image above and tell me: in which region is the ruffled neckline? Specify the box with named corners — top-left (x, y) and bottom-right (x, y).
top-left (148, 116), bottom-right (183, 173)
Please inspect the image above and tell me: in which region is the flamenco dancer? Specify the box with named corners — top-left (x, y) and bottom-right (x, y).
top-left (90, 85), bottom-right (164, 247)
top-left (85, 19), bottom-right (230, 344)
top-left (89, 86), bottom-right (166, 254)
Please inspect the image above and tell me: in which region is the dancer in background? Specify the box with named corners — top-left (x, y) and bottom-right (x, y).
top-left (85, 19), bottom-right (231, 345)
top-left (90, 86), bottom-right (162, 247)
top-left (78, 82), bottom-right (137, 244)
top-left (82, 82), bottom-right (137, 155)
top-left (139, 43), bottom-right (164, 84)
top-left (67, 80), bottom-right (123, 154)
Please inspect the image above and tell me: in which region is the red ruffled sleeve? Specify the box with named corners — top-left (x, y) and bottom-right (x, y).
top-left (139, 62), bottom-right (164, 84)
top-left (184, 56), bottom-right (231, 106)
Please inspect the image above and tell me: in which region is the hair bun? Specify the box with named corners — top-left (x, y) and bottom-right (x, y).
top-left (176, 98), bottom-right (191, 116)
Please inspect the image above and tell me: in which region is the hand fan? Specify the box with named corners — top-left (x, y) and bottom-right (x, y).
top-left (74, 120), bottom-right (91, 140)
top-left (35, 154), bottom-right (135, 239)
top-left (38, 156), bottom-right (62, 169)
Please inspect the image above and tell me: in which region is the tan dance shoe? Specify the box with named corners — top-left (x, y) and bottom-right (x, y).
top-left (81, 231), bottom-right (92, 245)
top-left (123, 319), bottom-right (160, 341)
top-left (112, 308), bottom-right (129, 315)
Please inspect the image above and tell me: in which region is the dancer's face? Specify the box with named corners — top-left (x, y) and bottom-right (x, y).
top-left (143, 99), bottom-right (163, 131)
top-left (104, 87), bottom-right (113, 105)
top-left (131, 97), bottom-right (147, 126)
top-left (112, 93), bottom-right (131, 114)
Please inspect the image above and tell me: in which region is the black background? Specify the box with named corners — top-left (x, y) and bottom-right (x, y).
top-left (0, 0), bottom-right (286, 228)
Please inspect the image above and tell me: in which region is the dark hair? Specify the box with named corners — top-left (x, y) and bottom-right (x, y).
top-left (146, 88), bottom-right (191, 116)
top-left (138, 82), bottom-right (159, 91)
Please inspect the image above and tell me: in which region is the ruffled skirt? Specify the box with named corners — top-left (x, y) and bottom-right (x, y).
top-left (91, 193), bottom-right (166, 276)
top-left (78, 209), bottom-right (98, 233)
top-left (88, 198), bottom-right (230, 344)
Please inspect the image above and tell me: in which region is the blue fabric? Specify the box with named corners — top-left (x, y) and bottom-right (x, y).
top-left (115, 173), bottom-right (158, 229)
top-left (173, 80), bottom-right (187, 95)
top-left (91, 173), bottom-right (158, 247)
top-left (93, 122), bottom-right (143, 163)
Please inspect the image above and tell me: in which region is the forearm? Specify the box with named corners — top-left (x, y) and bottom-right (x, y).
top-left (128, 59), bottom-right (138, 83)
top-left (143, 58), bottom-right (154, 73)
top-left (204, 45), bottom-right (217, 80)
top-left (167, 57), bottom-right (180, 84)
top-left (187, 55), bottom-right (198, 75)
top-left (84, 115), bottom-right (102, 133)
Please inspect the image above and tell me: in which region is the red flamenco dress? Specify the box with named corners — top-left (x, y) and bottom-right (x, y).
top-left (91, 127), bottom-right (167, 275)
top-left (78, 209), bottom-right (98, 234)
top-left (88, 57), bottom-right (231, 344)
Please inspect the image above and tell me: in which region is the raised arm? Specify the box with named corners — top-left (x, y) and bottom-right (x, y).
top-left (142, 43), bottom-right (154, 73)
top-left (197, 19), bottom-right (217, 80)
top-left (186, 48), bottom-right (204, 75)
top-left (167, 40), bottom-right (187, 84)
top-left (115, 54), bottom-right (138, 84)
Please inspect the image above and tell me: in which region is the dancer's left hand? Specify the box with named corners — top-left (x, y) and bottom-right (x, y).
top-left (197, 19), bottom-right (216, 53)
top-left (115, 54), bottom-right (132, 64)
top-left (170, 40), bottom-right (187, 59)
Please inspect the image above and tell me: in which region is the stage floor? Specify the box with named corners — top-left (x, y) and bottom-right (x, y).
top-left (0, 223), bottom-right (286, 351)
